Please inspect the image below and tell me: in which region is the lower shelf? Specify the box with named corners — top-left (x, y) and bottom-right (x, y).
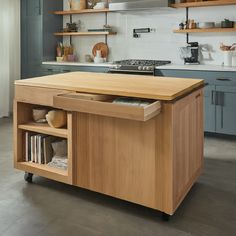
top-left (15, 162), bottom-right (71, 184)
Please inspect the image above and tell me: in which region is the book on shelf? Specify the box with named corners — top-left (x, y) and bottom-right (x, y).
top-left (25, 132), bottom-right (58, 165)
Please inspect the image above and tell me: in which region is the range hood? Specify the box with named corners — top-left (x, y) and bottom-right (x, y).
top-left (109, 0), bottom-right (172, 11)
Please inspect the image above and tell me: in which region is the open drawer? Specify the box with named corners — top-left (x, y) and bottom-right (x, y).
top-left (53, 93), bottom-right (161, 122)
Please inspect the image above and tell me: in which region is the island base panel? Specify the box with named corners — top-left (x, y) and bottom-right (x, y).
top-left (75, 88), bottom-right (204, 215)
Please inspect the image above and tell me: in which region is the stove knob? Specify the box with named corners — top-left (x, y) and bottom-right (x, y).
top-left (146, 66), bottom-right (150, 71)
top-left (138, 66), bottom-right (143, 70)
top-left (143, 66), bottom-right (147, 70)
top-left (114, 65), bottom-right (121, 69)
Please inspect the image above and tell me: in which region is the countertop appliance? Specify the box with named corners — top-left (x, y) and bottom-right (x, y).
top-left (183, 42), bottom-right (200, 65)
top-left (109, 59), bottom-right (171, 75)
top-left (109, 0), bottom-right (171, 11)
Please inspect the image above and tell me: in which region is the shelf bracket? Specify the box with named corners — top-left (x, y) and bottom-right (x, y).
top-left (105, 12), bottom-right (108, 45)
top-left (186, 7), bottom-right (189, 43)
top-left (70, 14), bottom-right (72, 45)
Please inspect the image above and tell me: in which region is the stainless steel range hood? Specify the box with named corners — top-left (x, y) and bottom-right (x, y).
top-left (109, 0), bottom-right (172, 11)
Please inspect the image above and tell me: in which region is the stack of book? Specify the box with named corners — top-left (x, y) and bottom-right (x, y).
top-left (25, 132), bottom-right (58, 165)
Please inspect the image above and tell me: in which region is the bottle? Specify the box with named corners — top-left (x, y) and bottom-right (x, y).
top-left (80, 0), bottom-right (86, 10)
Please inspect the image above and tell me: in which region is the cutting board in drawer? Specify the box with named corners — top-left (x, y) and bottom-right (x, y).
top-left (53, 93), bottom-right (161, 122)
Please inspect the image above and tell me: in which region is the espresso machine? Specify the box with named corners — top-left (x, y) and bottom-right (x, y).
top-left (181, 42), bottom-right (200, 65)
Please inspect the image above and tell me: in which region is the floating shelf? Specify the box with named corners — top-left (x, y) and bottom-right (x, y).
top-left (54, 31), bottom-right (117, 36)
top-left (171, 0), bottom-right (236, 8)
top-left (173, 28), bottom-right (236, 33)
top-left (54, 8), bottom-right (112, 15)
top-left (18, 122), bottom-right (68, 138)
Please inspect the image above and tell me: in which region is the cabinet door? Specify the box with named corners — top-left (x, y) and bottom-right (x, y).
top-left (204, 85), bottom-right (216, 132)
top-left (26, 0), bottom-right (41, 16)
top-left (21, 0), bottom-right (43, 79)
top-left (216, 86), bottom-right (236, 135)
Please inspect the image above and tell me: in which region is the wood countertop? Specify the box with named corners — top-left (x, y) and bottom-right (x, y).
top-left (15, 72), bottom-right (204, 101)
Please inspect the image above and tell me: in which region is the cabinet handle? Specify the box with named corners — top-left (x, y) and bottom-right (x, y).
top-left (47, 69), bottom-right (53, 72)
top-left (62, 70), bottom-right (71, 73)
top-left (211, 91), bottom-right (216, 105)
top-left (221, 106), bottom-right (224, 129)
top-left (39, 0), bottom-right (42, 15)
top-left (216, 78), bottom-right (232, 81)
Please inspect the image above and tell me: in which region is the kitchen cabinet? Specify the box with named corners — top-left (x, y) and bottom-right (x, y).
top-left (204, 84), bottom-right (216, 132)
top-left (41, 65), bottom-right (110, 76)
top-left (21, 0), bottom-right (63, 79)
top-left (155, 69), bottom-right (236, 135)
top-left (14, 72), bottom-right (204, 218)
top-left (215, 86), bottom-right (236, 135)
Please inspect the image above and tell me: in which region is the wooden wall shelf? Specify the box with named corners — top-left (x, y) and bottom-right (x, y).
top-left (171, 0), bottom-right (236, 8)
top-left (54, 8), bottom-right (112, 15)
top-left (173, 28), bottom-right (236, 33)
top-left (54, 32), bottom-right (117, 36)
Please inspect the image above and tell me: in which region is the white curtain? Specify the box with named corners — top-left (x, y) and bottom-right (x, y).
top-left (0, 0), bottom-right (20, 118)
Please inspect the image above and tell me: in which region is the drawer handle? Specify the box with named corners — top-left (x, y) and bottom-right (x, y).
top-left (216, 78), bottom-right (232, 81)
top-left (62, 70), bottom-right (71, 73)
top-left (47, 69), bottom-right (53, 72)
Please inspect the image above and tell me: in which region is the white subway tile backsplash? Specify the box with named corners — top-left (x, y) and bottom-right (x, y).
top-left (63, 0), bottom-right (236, 65)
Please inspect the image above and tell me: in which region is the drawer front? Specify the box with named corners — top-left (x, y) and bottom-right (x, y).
top-left (54, 93), bottom-right (161, 122)
top-left (15, 85), bottom-right (68, 106)
top-left (155, 69), bottom-right (236, 85)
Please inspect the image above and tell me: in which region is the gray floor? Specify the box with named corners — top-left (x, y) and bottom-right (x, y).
top-left (0, 117), bottom-right (236, 236)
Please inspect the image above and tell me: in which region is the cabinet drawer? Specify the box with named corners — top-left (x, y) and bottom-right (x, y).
top-left (15, 85), bottom-right (68, 106)
top-left (54, 93), bottom-right (161, 121)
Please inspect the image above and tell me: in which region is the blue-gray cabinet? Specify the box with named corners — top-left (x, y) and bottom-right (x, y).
top-left (155, 69), bottom-right (236, 135)
top-left (21, 0), bottom-right (63, 79)
top-left (215, 86), bottom-right (236, 135)
top-left (204, 84), bottom-right (216, 132)
top-left (41, 65), bottom-right (110, 76)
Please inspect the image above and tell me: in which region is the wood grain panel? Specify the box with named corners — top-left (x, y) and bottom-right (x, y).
top-left (15, 85), bottom-right (68, 106)
top-left (172, 89), bottom-right (204, 211)
top-left (15, 72), bottom-right (204, 101)
top-left (76, 114), bottom-right (157, 208)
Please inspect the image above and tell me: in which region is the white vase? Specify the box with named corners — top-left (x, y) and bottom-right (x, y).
top-left (223, 51), bottom-right (232, 67)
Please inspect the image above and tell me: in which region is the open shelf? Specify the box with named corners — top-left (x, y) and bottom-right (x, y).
top-left (54, 31), bottom-right (117, 36)
top-left (18, 122), bottom-right (68, 138)
top-left (54, 8), bottom-right (112, 15)
top-left (173, 28), bottom-right (236, 33)
top-left (171, 0), bottom-right (236, 8)
top-left (16, 162), bottom-right (69, 184)
top-left (17, 162), bottom-right (68, 176)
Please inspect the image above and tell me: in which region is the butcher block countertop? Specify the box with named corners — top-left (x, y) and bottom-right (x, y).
top-left (15, 72), bottom-right (204, 101)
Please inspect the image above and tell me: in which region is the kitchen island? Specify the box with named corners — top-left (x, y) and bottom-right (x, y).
top-left (14, 72), bottom-right (204, 220)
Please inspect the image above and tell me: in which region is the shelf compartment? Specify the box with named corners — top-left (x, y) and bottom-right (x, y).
top-left (16, 162), bottom-right (69, 184)
top-left (173, 28), bottom-right (236, 33)
top-left (171, 0), bottom-right (236, 8)
top-left (53, 8), bottom-right (112, 15)
top-left (18, 122), bottom-right (68, 138)
top-left (53, 93), bottom-right (161, 122)
top-left (54, 32), bottom-right (117, 36)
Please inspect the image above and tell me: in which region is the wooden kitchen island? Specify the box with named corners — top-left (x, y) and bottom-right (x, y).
top-left (14, 72), bottom-right (204, 220)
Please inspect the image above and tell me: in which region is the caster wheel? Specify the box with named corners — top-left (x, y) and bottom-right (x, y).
top-left (24, 172), bottom-right (33, 183)
top-left (162, 213), bottom-right (170, 222)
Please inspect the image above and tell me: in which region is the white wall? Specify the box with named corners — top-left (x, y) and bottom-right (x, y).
top-left (63, 2), bottom-right (236, 65)
top-left (0, 0), bottom-right (20, 117)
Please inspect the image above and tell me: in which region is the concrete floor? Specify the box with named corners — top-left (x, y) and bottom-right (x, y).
top-left (0, 117), bottom-right (236, 236)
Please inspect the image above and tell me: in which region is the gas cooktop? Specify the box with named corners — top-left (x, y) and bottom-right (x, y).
top-left (110, 59), bottom-right (171, 74)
